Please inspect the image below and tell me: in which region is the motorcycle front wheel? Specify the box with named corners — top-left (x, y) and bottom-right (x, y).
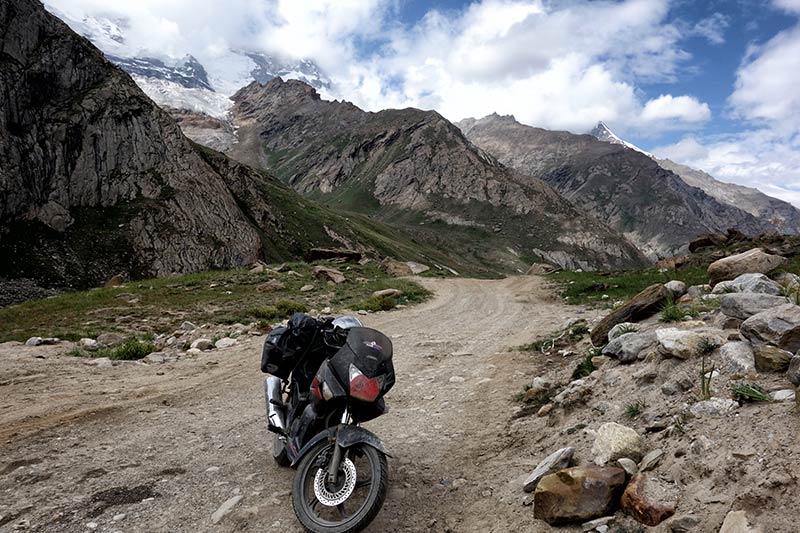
top-left (292, 440), bottom-right (388, 533)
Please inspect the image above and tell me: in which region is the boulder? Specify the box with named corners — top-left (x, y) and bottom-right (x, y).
top-left (688, 233), bottom-right (727, 252)
top-left (79, 338), bottom-right (99, 351)
top-left (602, 331), bottom-right (656, 363)
top-left (256, 279), bottom-right (285, 292)
top-left (788, 355), bottom-right (800, 386)
top-left (717, 342), bottom-right (756, 376)
top-left (664, 281), bottom-right (687, 298)
top-left (608, 322), bottom-right (638, 341)
top-left (753, 345), bottom-right (792, 372)
top-left (380, 257), bottom-right (413, 276)
top-left (591, 423), bottom-right (644, 466)
top-left (719, 510), bottom-right (764, 533)
top-left (689, 398), bottom-right (738, 417)
top-left (306, 248), bottom-right (362, 262)
top-left (372, 288), bottom-right (402, 298)
top-left (96, 332), bottom-right (125, 347)
top-left (214, 337), bottom-right (238, 349)
top-left (656, 329), bottom-right (704, 360)
top-left (740, 304), bottom-right (800, 352)
top-left (533, 466), bottom-right (626, 525)
top-left (523, 447), bottom-right (574, 493)
top-left (719, 293), bottom-right (789, 320)
top-left (179, 321), bottom-right (197, 331)
top-left (727, 273), bottom-right (782, 295)
top-left (621, 474), bottom-right (678, 527)
top-left (707, 248), bottom-right (787, 286)
top-left (311, 266), bottom-right (346, 284)
top-left (406, 261), bottom-right (430, 274)
top-left (687, 285), bottom-right (711, 298)
top-left (190, 338), bottom-right (214, 351)
top-left (25, 336), bottom-right (43, 346)
top-left (526, 263), bottom-right (557, 275)
top-left (591, 284), bottom-right (670, 345)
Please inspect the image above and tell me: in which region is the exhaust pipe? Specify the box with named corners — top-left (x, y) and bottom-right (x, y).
top-left (264, 376), bottom-right (287, 434)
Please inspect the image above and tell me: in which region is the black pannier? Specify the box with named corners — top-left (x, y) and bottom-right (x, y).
top-left (260, 313), bottom-right (324, 378)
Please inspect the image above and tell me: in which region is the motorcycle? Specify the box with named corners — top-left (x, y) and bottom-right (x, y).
top-left (261, 313), bottom-right (395, 532)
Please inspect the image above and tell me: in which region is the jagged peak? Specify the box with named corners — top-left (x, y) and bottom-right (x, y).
top-left (589, 121), bottom-right (654, 158)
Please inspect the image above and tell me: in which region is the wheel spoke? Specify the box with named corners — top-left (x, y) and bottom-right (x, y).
top-left (354, 479), bottom-right (371, 489)
top-left (308, 496), bottom-right (320, 511)
top-left (337, 502), bottom-right (347, 518)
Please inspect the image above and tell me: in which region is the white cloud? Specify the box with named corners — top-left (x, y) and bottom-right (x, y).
top-left (641, 94), bottom-right (711, 123)
top-left (774, 0), bottom-right (800, 14)
top-left (689, 13), bottom-right (729, 45)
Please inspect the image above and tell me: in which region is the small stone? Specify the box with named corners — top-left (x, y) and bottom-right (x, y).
top-left (357, 310), bottom-right (368, 315)
top-left (668, 514), bottom-right (700, 532)
top-left (190, 338), bottom-right (214, 351)
top-left (537, 404), bottom-right (554, 417)
top-left (620, 473), bottom-right (678, 526)
top-left (523, 447), bottom-right (574, 492)
top-left (311, 266), bottom-right (346, 284)
top-left (79, 338), bottom-right (98, 350)
top-left (206, 466), bottom-right (220, 472)
top-left (25, 336), bottom-right (43, 346)
top-left (753, 345), bottom-right (792, 372)
top-left (86, 522), bottom-right (98, 529)
top-left (789, 355), bottom-right (800, 386)
top-left (97, 332), bottom-right (125, 346)
top-left (215, 337), bottom-right (238, 349)
top-left (256, 280), bottom-right (285, 292)
top-left (719, 293), bottom-right (790, 320)
top-left (95, 357), bottom-right (114, 368)
top-left (300, 284), bottom-right (314, 292)
top-left (689, 398), bottom-right (739, 417)
top-left (591, 422), bottom-right (644, 465)
top-left (322, 307), bottom-right (332, 314)
top-left (211, 495), bottom-right (243, 524)
top-left (180, 321), bottom-right (197, 331)
top-left (186, 348), bottom-right (202, 356)
top-left (582, 516), bottom-right (614, 532)
top-left (638, 449), bottom-right (664, 472)
top-left (144, 352), bottom-right (167, 364)
top-left (770, 389), bottom-right (796, 401)
top-left (719, 510), bottom-right (764, 533)
top-left (448, 376), bottom-right (465, 383)
top-left (617, 458), bottom-right (638, 476)
top-left (372, 288), bottom-right (402, 298)
top-left (112, 513), bottom-right (126, 521)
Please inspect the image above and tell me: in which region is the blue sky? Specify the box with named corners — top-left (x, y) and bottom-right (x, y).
top-left (46, 0), bottom-right (800, 204)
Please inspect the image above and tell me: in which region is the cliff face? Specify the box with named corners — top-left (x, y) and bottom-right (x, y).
top-left (0, 0), bottom-right (452, 288)
top-left (226, 79), bottom-right (649, 271)
top-left (458, 115), bottom-right (778, 259)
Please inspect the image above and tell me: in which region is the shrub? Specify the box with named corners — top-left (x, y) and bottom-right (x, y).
top-left (659, 296), bottom-right (697, 323)
top-left (248, 306), bottom-right (279, 320)
top-left (572, 352), bottom-right (596, 380)
top-left (357, 294), bottom-right (398, 312)
top-left (276, 300), bottom-right (309, 317)
top-left (624, 400), bottom-right (646, 418)
top-left (107, 339), bottom-right (155, 360)
top-left (730, 383), bottom-right (772, 403)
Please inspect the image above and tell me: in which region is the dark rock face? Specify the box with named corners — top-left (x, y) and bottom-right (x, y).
top-left (590, 284), bottom-right (670, 345)
top-left (0, 0), bottom-right (400, 289)
top-left (225, 79), bottom-right (649, 272)
top-left (457, 114), bottom-right (777, 259)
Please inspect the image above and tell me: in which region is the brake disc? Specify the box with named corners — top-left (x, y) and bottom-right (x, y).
top-left (313, 458), bottom-right (357, 507)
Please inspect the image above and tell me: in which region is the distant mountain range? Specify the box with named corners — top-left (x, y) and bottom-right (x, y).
top-left (43, 4), bottom-right (331, 119)
top-left (588, 122), bottom-right (800, 235)
top-left (458, 115), bottom-right (788, 259)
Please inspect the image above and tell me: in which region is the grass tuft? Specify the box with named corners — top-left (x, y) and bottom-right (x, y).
top-left (730, 383), bottom-right (772, 403)
top-left (624, 400), bottom-right (647, 418)
top-left (571, 351), bottom-right (596, 380)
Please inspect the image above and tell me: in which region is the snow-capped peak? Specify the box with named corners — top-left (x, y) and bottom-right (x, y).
top-left (589, 121), bottom-right (653, 158)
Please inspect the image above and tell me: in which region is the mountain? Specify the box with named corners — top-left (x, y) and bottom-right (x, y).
top-left (458, 114), bottom-right (776, 259)
top-left (589, 122), bottom-right (800, 235)
top-left (43, 5), bottom-right (332, 119)
top-left (0, 0), bottom-right (459, 288)
top-left (222, 79), bottom-right (649, 272)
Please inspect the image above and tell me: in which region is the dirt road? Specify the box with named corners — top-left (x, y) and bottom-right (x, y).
top-left (0, 276), bottom-right (594, 532)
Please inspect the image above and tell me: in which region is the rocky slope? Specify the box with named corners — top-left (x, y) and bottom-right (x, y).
top-left (0, 0), bottom-right (456, 289)
top-left (657, 158), bottom-right (800, 234)
top-left (223, 79), bottom-right (649, 272)
top-left (458, 115), bottom-right (778, 260)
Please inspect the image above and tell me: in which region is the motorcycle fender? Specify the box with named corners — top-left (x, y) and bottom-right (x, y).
top-left (289, 425), bottom-right (390, 468)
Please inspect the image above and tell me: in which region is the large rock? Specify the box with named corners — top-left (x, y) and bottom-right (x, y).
top-left (729, 273), bottom-right (782, 295)
top-left (380, 258), bottom-right (414, 276)
top-left (753, 345), bottom-right (792, 372)
top-left (523, 447), bottom-right (574, 492)
top-left (707, 248), bottom-right (787, 286)
top-left (717, 342), bottom-right (756, 376)
top-left (591, 284), bottom-right (669, 345)
top-left (602, 331), bottom-right (656, 363)
top-left (688, 233), bottom-right (727, 252)
top-left (664, 280), bottom-right (687, 298)
top-left (406, 261), bottom-right (430, 274)
top-left (533, 466), bottom-right (626, 525)
top-left (190, 338), bottom-right (214, 351)
top-left (591, 423), bottom-right (644, 465)
top-left (719, 510), bottom-right (764, 533)
top-left (311, 266), bottom-right (346, 284)
top-left (689, 398), bottom-right (738, 417)
top-left (719, 293), bottom-right (789, 320)
top-left (620, 474), bottom-right (678, 526)
top-left (740, 304), bottom-right (800, 352)
top-left (656, 329), bottom-right (704, 360)
top-left (788, 355), bottom-right (800, 386)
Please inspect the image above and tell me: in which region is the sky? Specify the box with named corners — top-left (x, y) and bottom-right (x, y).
top-left (44, 0), bottom-right (800, 206)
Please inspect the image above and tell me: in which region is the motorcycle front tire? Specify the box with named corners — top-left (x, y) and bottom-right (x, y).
top-left (292, 440), bottom-right (388, 533)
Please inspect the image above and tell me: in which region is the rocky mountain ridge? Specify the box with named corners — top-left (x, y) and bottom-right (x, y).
top-left (0, 0), bottom-right (456, 289)
top-left (458, 114), bottom-right (779, 259)
top-left (223, 79), bottom-right (650, 272)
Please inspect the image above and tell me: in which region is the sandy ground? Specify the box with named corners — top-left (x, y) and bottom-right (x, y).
top-left (1, 276), bottom-right (590, 532)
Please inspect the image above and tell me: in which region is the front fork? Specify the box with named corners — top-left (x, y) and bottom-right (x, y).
top-left (327, 407), bottom-right (351, 484)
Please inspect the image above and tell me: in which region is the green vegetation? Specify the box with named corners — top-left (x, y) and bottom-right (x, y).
top-left (624, 400), bottom-right (647, 419)
top-left (0, 261), bottom-right (431, 343)
top-left (571, 350), bottom-right (598, 380)
top-left (730, 383), bottom-right (772, 403)
top-left (659, 296), bottom-right (699, 323)
top-left (549, 267), bottom-right (708, 306)
top-left (614, 324), bottom-right (639, 336)
top-left (517, 320), bottom-right (589, 353)
top-left (70, 338), bottom-right (156, 360)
